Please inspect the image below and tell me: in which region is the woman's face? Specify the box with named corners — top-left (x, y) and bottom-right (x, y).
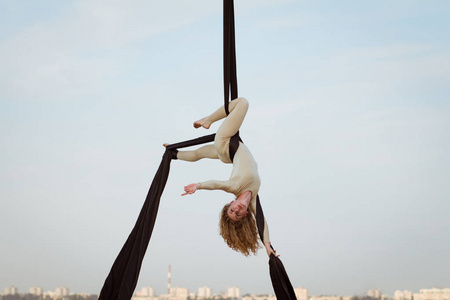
top-left (227, 191), bottom-right (251, 221)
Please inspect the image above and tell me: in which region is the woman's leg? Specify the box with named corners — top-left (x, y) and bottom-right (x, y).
top-left (176, 144), bottom-right (219, 161)
top-left (194, 97), bottom-right (248, 134)
top-left (215, 97), bottom-right (249, 141)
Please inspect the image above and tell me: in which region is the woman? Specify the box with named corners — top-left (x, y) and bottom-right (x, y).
top-left (167, 97), bottom-right (276, 257)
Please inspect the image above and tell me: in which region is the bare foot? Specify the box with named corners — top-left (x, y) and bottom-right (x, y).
top-left (163, 143), bottom-right (170, 147)
top-left (193, 118), bottom-right (211, 129)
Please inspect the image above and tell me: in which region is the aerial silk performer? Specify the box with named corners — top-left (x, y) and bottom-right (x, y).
top-left (166, 97), bottom-right (274, 257)
top-left (99, 102), bottom-right (297, 300)
top-left (99, 0), bottom-right (297, 298)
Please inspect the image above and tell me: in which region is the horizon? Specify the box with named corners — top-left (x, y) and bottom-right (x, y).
top-left (4, 284), bottom-right (450, 297)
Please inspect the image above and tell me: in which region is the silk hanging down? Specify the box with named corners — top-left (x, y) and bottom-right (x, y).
top-left (98, 135), bottom-right (215, 300)
top-left (223, 0), bottom-right (297, 299)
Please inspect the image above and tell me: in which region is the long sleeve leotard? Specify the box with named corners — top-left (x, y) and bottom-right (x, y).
top-left (177, 97), bottom-right (270, 244)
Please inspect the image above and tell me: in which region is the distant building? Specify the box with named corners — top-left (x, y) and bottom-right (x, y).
top-left (136, 286), bottom-right (155, 297)
top-left (158, 286), bottom-right (189, 300)
top-left (55, 286), bottom-right (70, 297)
top-left (168, 265), bottom-right (172, 294)
top-left (394, 290), bottom-right (413, 300)
top-left (242, 295), bottom-right (276, 300)
top-left (295, 287), bottom-right (308, 300)
top-left (172, 286), bottom-right (189, 299)
top-left (368, 289), bottom-right (382, 299)
top-left (414, 288), bottom-right (450, 300)
top-left (4, 286), bottom-right (18, 295)
top-left (227, 286), bottom-right (241, 300)
top-left (198, 286), bottom-right (212, 299)
top-left (30, 286), bottom-right (44, 295)
top-left (132, 286), bottom-right (157, 300)
top-left (310, 296), bottom-right (341, 300)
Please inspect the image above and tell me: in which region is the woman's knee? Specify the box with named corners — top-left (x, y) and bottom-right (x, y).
top-left (235, 97), bottom-right (249, 108)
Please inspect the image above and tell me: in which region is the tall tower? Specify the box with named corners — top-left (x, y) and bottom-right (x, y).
top-left (168, 265), bottom-right (172, 294)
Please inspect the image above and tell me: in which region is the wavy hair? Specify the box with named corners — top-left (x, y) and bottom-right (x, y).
top-left (219, 203), bottom-right (260, 256)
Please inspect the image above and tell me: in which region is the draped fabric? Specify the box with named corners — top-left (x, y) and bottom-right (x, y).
top-left (257, 197), bottom-right (298, 300)
top-left (222, 2), bottom-right (297, 296)
top-left (99, 1), bottom-right (297, 299)
top-left (223, 0), bottom-right (238, 115)
top-left (98, 150), bottom-right (172, 300)
top-left (223, 0), bottom-right (242, 162)
top-left (269, 255), bottom-right (298, 300)
top-left (223, 1), bottom-right (297, 298)
top-left (98, 135), bottom-right (215, 300)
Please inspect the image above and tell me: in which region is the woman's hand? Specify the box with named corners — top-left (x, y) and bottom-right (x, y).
top-left (265, 242), bottom-right (279, 258)
top-left (182, 183), bottom-right (200, 196)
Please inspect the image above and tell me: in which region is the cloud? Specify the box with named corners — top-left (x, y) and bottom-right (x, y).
top-left (0, 1), bottom-right (221, 102)
top-left (71, 0), bottom-right (221, 48)
top-left (0, 0), bottom-right (303, 102)
top-left (0, 23), bottom-right (118, 101)
top-left (288, 43), bottom-right (450, 106)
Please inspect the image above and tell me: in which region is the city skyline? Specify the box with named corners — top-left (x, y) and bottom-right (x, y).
top-left (1, 0), bottom-right (449, 297)
top-left (3, 285), bottom-right (450, 299)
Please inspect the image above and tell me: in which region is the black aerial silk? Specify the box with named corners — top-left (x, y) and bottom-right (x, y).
top-left (223, 1), bottom-right (296, 298)
top-left (99, 1), bottom-right (297, 299)
top-left (257, 198), bottom-right (297, 300)
top-left (98, 135), bottom-right (215, 300)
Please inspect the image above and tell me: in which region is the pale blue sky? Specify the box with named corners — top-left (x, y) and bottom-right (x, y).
top-left (1, 0), bottom-right (449, 297)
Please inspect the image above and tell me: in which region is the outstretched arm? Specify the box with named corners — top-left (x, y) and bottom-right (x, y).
top-left (252, 200), bottom-right (279, 257)
top-left (182, 183), bottom-right (200, 196)
top-left (181, 180), bottom-right (234, 196)
top-left (262, 218), bottom-right (278, 257)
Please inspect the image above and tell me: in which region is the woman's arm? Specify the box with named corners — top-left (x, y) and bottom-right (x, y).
top-left (182, 183), bottom-right (200, 196)
top-left (251, 201), bottom-right (279, 257)
top-left (261, 217), bottom-right (278, 257)
top-left (181, 180), bottom-right (233, 196)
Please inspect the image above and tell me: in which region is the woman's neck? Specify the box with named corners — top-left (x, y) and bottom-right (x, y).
top-left (237, 190), bottom-right (252, 208)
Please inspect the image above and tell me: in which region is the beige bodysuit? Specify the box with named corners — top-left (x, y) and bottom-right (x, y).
top-left (177, 98), bottom-right (270, 244)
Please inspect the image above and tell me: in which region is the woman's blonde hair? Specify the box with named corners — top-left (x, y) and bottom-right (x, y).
top-left (219, 203), bottom-right (260, 256)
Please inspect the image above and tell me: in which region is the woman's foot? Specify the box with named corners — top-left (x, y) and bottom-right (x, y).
top-left (193, 118), bottom-right (211, 129)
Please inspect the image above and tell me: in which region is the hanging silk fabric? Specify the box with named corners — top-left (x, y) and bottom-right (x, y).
top-left (223, 1), bottom-right (297, 299)
top-left (99, 1), bottom-right (297, 299)
top-left (98, 135), bottom-right (215, 300)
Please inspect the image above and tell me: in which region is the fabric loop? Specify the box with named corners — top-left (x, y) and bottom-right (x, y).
top-left (170, 149), bottom-right (178, 160)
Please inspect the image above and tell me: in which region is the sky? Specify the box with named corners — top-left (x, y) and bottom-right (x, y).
top-left (1, 0), bottom-right (450, 297)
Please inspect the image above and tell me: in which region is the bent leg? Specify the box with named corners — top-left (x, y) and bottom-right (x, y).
top-left (177, 144), bottom-right (219, 162)
top-left (197, 97), bottom-right (248, 132)
top-left (215, 97), bottom-right (249, 141)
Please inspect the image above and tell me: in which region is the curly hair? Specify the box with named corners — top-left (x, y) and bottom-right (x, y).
top-left (219, 203), bottom-right (261, 256)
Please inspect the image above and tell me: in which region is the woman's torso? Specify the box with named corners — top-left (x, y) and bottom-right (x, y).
top-left (215, 138), bottom-right (261, 203)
